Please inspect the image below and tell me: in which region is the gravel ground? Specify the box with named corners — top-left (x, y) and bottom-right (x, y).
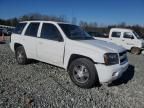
top-left (0, 41), bottom-right (144, 108)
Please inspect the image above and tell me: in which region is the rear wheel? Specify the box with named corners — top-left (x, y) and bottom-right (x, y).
top-left (15, 46), bottom-right (28, 65)
top-left (131, 47), bottom-right (141, 55)
top-left (68, 58), bottom-right (99, 88)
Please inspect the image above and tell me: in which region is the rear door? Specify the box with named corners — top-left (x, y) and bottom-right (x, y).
top-left (110, 31), bottom-right (122, 46)
top-left (12, 23), bottom-right (27, 42)
top-left (37, 23), bottom-right (65, 67)
top-left (11, 23), bottom-right (27, 51)
top-left (23, 22), bottom-right (40, 59)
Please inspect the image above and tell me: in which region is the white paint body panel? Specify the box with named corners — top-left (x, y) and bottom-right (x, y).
top-left (95, 62), bottom-right (129, 83)
top-left (36, 38), bottom-right (65, 67)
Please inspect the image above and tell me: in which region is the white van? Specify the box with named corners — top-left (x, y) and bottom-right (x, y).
top-left (94, 28), bottom-right (144, 55)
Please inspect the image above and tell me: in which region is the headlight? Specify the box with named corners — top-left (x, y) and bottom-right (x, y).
top-left (104, 53), bottom-right (119, 65)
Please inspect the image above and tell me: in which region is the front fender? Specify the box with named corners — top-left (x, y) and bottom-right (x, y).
top-left (63, 47), bottom-right (105, 70)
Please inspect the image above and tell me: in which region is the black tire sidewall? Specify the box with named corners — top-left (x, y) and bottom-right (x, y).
top-left (15, 46), bottom-right (27, 65)
top-left (131, 47), bottom-right (141, 55)
top-left (69, 58), bottom-right (99, 88)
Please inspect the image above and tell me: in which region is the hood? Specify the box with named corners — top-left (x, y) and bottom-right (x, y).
top-left (139, 39), bottom-right (144, 42)
top-left (137, 39), bottom-right (144, 45)
top-left (78, 39), bottom-right (126, 53)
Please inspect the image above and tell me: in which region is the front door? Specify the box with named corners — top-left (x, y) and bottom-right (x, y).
top-left (37, 23), bottom-right (65, 67)
top-left (122, 32), bottom-right (136, 49)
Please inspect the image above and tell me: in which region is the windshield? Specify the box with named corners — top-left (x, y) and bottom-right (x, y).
top-left (59, 24), bottom-right (94, 40)
top-left (133, 31), bottom-right (142, 39)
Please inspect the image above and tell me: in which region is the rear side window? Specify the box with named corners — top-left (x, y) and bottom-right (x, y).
top-left (112, 32), bottom-right (121, 38)
top-left (25, 23), bottom-right (40, 37)
top-left (40, 23), bottom-right (63, 41)
top-left (13, 23), bottom-right (26, 34)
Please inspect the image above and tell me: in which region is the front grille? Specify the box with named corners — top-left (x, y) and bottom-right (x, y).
top-left (119, 51), bottom-right (127, 56)
top-left (119, 51), bottom-right (128, 65)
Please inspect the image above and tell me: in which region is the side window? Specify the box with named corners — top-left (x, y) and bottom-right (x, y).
top-left (25, 23), bottom-right (40, 37)
top-left (13, 23), bottom-right (27, 34)
top-left (40, 23), bottom-right (63, 41)
top-left (111, 32), bottom-right (121, 38)
top-left (123, 32), bottom-right (134, 39)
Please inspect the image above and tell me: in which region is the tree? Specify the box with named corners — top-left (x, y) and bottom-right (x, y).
top-left (71, 17), bottom-right (77, 25)
top-left (10, 18), bottom-right (18, 26)
top-left (118, 22), bottom-right (126, 28)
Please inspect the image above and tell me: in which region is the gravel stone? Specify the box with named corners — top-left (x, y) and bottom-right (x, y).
top-left (0, 40), bottom-right (144, 108)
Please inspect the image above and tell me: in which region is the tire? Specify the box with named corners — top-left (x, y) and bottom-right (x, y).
top-left (68, 58), bottom-right (99, 88)
top-left (15, 46), bottom-right (28, 65)
top-left (131, 47), bottom-right (141, 55)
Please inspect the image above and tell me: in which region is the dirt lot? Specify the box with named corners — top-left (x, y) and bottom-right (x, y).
top-left (0, 41), bottom-right (144, 108)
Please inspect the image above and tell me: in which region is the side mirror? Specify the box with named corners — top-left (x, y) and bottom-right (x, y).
top-left (131, 36), bottom-right (134, 39)
top-left (57, 36), bottom-right (64, 42)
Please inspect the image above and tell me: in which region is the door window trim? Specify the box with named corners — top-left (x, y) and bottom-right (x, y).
top-left (24, 22), bottom-right (40, 37)
top-left (111, 31), bottom-right (121, 38)
top-left (123, 32), bottom-right (134, 39)
top-left (39, 23), bottom-right (64, 42)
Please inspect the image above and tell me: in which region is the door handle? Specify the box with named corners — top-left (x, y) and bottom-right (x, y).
top-left (122, 40), bottom-right (125, 41)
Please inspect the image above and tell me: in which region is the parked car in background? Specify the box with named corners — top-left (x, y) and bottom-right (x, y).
top-left (10, 21), bottom-right (129, 88)
top-left (94, 28), bottom-right (144, 55)
top-left (2, 28), bottom-right (14, 36)
top-left (88, 31), bottom-right (108, 38)
top-left (0, 28), bottom-right (3, 36)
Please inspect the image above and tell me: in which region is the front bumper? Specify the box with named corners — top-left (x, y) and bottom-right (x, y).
top-left (95, 62), bottom-right (129, 83)
top-left (9, 42), bottom-right (14, 52)
top-left (142, 50), bottom-right (144, 55)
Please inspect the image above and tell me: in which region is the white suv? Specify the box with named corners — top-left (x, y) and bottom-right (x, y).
top-left (10, 21), bottom-right (129, 88)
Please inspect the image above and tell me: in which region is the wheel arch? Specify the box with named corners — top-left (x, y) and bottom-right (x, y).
top-left (14, 43), bottom-right (24, 52)
top-left (67, 54), bottom-right (95, 71)
top-left (131, 47), bottom-right (141, 55)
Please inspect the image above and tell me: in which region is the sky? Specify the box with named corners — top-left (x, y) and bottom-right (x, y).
top-left (0, 0), bottom-right (144, 25)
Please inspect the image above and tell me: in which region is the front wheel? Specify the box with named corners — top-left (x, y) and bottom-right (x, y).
top-left (68, 58), bottom-right (99, 88)
top-left (131, 47), bottom-right (141, 55)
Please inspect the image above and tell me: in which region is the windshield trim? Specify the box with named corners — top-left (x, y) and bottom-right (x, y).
top-left (133, 31), bottom-right (142, 39)
top-left (59, 24), bottom-right (94, 40)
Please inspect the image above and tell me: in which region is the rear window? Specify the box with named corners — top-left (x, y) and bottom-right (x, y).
top-left (111, 32), bottom-right (121, 38)
top-left (13, 23), bottom-right (27, 34)
top-left (25, 23), bottom-right (40, 37)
